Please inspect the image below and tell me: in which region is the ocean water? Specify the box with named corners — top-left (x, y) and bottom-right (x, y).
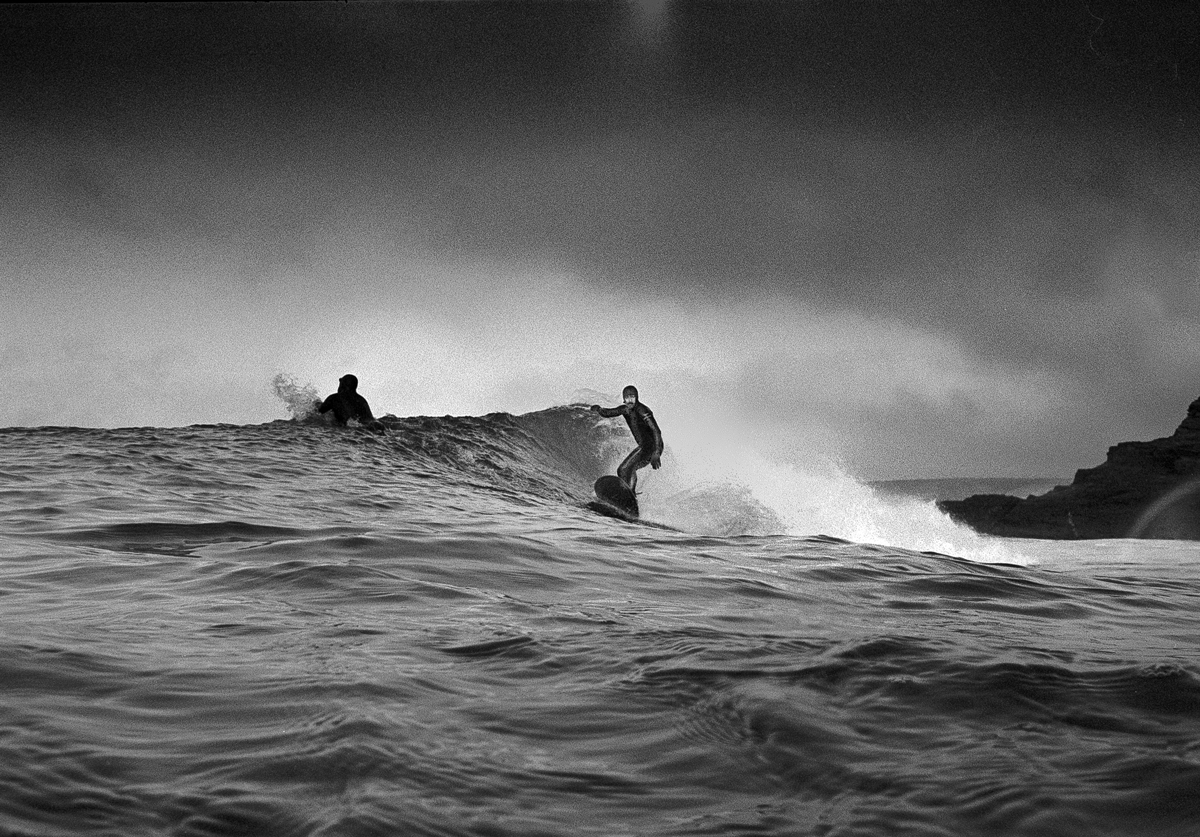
top-left (2, 405), bottom-right (1199, 837)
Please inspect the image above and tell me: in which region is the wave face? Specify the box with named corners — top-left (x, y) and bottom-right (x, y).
top-left (2, 410), bottom-right (1200, 837)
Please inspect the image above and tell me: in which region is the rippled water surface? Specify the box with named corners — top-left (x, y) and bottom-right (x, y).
top-left (2, 414), bottom-right (1199, 836)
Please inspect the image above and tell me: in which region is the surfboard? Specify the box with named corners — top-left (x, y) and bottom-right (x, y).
top-left (593, 475), bottom-right (639, 518)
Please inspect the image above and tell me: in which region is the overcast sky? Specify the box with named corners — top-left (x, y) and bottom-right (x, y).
top-left (3, 1), bottom-right (1198, 479)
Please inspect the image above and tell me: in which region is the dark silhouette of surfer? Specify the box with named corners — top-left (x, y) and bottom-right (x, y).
top-left (316, 374), bottom-right (384, 432)
top-left (591, 385), bottom-right (663, 492)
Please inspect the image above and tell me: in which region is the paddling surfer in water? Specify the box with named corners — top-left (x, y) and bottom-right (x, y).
top-left (591, 386), bottom-right (663, 492)
top-left (315, 374), bottom-right (385, 433)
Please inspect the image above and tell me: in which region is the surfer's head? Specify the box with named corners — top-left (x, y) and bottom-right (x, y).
top-left (338, 374), bottom-right (359, 393)
top-left (622, 385), bottom-right (638, 405)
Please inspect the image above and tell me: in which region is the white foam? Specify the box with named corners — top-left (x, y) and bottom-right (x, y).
top-left (635, 429), bottom-right (1036, 565)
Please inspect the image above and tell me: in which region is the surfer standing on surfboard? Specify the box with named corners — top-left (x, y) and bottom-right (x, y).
top-left (591, 386), bottom-right (663, 492)
top-left (315, 374), bottom-right (385, 433)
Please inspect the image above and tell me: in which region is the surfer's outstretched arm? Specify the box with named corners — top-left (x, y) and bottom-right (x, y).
top-left (591, 404), bottom-right (627, 419)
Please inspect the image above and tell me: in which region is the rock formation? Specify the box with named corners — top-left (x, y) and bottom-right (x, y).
top-left (938, 397), bottom-right (1200, 539)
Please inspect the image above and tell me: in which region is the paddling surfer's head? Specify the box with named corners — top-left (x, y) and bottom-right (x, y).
top-left (622, 385), bottom-right (638, 405)
top-left (338, 374), bottom-right (359, 394)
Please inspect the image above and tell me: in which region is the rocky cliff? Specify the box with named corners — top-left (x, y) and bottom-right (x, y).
top-left (938, 397), bottom-right (1200, 539)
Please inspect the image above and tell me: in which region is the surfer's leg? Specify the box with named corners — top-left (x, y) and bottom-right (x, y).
top-left (617, 448), bottom-right (651, 491)
top-left (617, 448), bottom-right (643, 490)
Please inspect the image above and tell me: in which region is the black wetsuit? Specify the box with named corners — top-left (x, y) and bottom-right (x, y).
top-left (597, 401), bottom-right (663, 490)
top-left (318, 391), bottom-right (375, 425)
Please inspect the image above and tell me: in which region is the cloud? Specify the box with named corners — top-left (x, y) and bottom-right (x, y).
top-left (2, 198), bottom-right (1075, 479)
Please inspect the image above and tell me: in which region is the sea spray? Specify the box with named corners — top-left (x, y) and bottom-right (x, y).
top-left (271, 372), bottom-right (321, 420)
top-left (638, 428), bottom-right (1035, 565)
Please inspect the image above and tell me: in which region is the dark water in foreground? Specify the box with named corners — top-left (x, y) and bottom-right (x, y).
top-left (2, 409), bottom-right (1199, 836)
